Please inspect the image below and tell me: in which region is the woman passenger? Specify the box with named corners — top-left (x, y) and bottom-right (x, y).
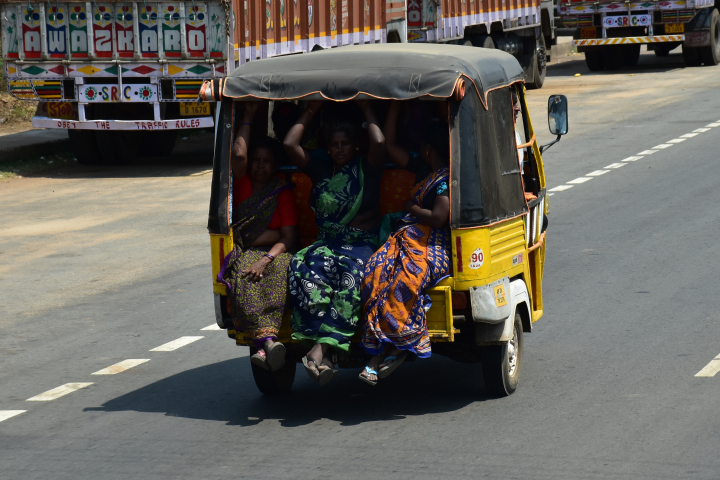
top-left (219, 102), bottom-right (298, 372)
top-left (359, 101), bottom-right (451, 385)
top-left (283, 100), bottom-right (385, 385)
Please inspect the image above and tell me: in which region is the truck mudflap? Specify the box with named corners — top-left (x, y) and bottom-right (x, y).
top-left (30, 116), bottom-right (214, 130)
top-left (573, 34), bottom-right (684, 47)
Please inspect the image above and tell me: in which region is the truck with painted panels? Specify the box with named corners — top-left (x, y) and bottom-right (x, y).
top-left (0, 0), bottom-right (396, 163)
top-left (404, 0), bottom-right (556, 89)
top-left (559, 0), bottom-right (720, 70)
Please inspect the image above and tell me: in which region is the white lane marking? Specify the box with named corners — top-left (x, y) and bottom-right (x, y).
top-left (695, 354), bottom-right (720, 377)
top-left (706, 123), bottom-right (720, 127)
top-left (587, 170), bottom-right (610, 176)
top-left (637, 150), bottom-right (658, 155)
top-left (548, 185), bottom-right (573, 192)
top-left (604, 163), bottom-right (626, 169)
top-left (201, 324), bottom-right (221, 331)
top-left (27, 383), bottom-right (93, 402)
top-left (548, 193), bottom-right (554, 196)
top-left (681, 133), bottom-right (699, 138)
top-left (567, 177), bottom-right (592, 184)
top-left (652, 144), bottom-right (672, 149)
top-left (0, 410), bottom-right (26, 423)
top-left (92, 359), bottom-right (150, 375)
top-left (667, 138), bottom-right (686, 144)
top-left (150, 336), bottom-right (204, 352)
top-left (693, 127), bottom-right (710, 133)
top-left (622, 156), bottom-right (644, 162)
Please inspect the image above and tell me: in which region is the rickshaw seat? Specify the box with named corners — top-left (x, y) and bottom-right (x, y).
top-left (290, 168), bottom-right (418, 248)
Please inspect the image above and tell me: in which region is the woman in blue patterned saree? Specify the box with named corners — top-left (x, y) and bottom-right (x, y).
top-left (283, 100), bottom-right (385, 385)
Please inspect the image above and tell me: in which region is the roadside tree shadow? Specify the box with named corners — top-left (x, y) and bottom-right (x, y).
top-left (85, 357), bottom-right (492, 427)
top-left (546, 48), bottom-right (688, 78)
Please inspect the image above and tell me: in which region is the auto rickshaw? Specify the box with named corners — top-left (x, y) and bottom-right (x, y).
top-left (201, 44), bottom-right (568, 397)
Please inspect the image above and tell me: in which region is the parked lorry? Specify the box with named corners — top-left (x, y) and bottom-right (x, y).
top-left (558, 0), bottom-right (720, 69)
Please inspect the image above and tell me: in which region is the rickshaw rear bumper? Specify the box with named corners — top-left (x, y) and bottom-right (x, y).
top-left (471, 278), bottom-right (532, 344)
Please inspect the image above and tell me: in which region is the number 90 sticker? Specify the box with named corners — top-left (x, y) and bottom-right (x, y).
top-left (469, 248), bottom-right (484, 269)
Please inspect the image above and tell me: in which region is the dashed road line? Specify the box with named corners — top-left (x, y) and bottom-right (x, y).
top-left (567, 177), bottom-right (592, 184)
top-left (637, 150), bottom-right (658, 155)
top-left (667, 138), bottom-right (686, 144)
top-left (150, 336), bottom-right (204, 352)
top-left (549, 185), bottom-right (573, 192)
top-left (695, 354), bottom-right (720, 378)
top-left (604, 163), bottom-right (626, 169)
top-left (586, 170), bottom-right (609, 176)
top-left (27, 383), bottom-right (93, 402)
top-left (201, 323), bottom-right (221, 331)
top-left (92, 359), bottom-right (150, 375)
top-left (621, 156), bottom-right (643, 162)
top-left (681, 133), bottom-right (699, 138)
top-left (706, 123), bottom-right (720, 127)
top-left (652, 144), bottom-right (672, 149)
top-left (0, 410), bottom-right (26, 423)
top-left (693, 128), bottom-right (710, 133)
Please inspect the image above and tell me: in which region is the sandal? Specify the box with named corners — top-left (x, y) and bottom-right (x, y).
top-left (302, 356), bottom-right (320, 382)
top-left (358, 366), bottom-right (378, 386)
top-left (378, 351), bottom-right (408, 379)
top-left (317, 361), bottom-right (339, 387)
top-left (265, 341), bottom-right (286, 372)
top-left (250, 350), bottom-right (269, 370)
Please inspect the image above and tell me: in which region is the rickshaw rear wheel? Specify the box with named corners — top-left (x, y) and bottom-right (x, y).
top-left (482, 314), bottom-right (523, 397)
top-left (250, 348), bottom-right (296, 395)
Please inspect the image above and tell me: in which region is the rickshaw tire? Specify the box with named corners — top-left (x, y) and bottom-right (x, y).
top-left (250, 349), bottom-right (296, 395)
top-left (584, 51), bottom-right (605, 71)
top-left (68, 129), bottom-right (104, 165)
top-left (482, 314), bottom-right (523, 397)
top-left (682, 45), bottom-right (702, 66)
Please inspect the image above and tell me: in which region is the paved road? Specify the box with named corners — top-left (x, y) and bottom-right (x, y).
top-left (2, 49), bottom-right (720, 479)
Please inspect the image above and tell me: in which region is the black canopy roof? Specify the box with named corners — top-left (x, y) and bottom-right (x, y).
top-left (221, 44), bottom-right (525, 106)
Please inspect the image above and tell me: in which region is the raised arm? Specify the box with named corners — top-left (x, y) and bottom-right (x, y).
top-left (282, 101), bottom-right (322, 169)
top-left (384, 100), bottom-right (410, 168)
top-left (231, 102), bottom-right (259, 179)
top-left (358, 101), bottom-right (386, 167)
top-left (403, 195), bottom-right (450, 230)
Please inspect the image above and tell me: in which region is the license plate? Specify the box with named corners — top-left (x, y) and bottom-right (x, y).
top-left (665, 23), bottom-right (684, 33)
top-left (180, 102), bottom-right (211, 117)
top-left (580, 27), bottom-right (597, 39)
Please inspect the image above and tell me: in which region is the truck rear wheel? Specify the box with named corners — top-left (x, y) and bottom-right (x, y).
top-left (526, 35), bottom-right (547, 90)
top-left (482, 313), bottom-right (523, 397)
top-left (144, 131), bottom-right (178, 157)
top-left (602, 46), bottom-right (626, 70)
top-left (584, 50), bottom-right (605, 71)
top-left (250, 349), bottom-right (296, 394)
top-left (471, 35), bottom-right (496, 49)
top-left (95, 131), bottom-right (143, 164)
top-left (68, 129), bottom-right (103, 165)
top-left (699, 9), bottom-right (720, 66)
top-left (683, 45), bottom-right (702, 66)
top-left (623, 44), bottom-right (641, 67)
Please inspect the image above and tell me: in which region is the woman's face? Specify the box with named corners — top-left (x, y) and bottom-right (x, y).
top-left (328, 131), bottom-right (356, 166)
top-left (248, 147), bottom-right (276, 184)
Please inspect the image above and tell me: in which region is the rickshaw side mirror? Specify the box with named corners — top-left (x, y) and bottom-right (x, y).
top-left (540, 95), bottom-right (568, 154)
top-left (547, 95), bottom-right (568, 135)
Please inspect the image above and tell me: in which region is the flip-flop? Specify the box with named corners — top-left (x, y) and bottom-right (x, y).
top-left (317, 363), bottom-right (339, 387)
top-left (250, 351), bottom-right (269, 370)
top-left (358, 366), bottom-right (378, 386)
top-left (378, 351), bottom-right (408, 379)
top-left (265, 341), bottom-right (286, 372)
top-left (302, 356), bottom-right (320, 382)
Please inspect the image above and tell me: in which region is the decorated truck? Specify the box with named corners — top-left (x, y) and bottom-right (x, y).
top-left (404, 0), bottom-right (556, 89)
top-left (559, 0), bottom-right (720, 69)
top-left (0, 0), bottom-right (397, 163)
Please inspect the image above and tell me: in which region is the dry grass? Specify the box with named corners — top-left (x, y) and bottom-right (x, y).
top-left (0, 50), bottom-right (36, 129)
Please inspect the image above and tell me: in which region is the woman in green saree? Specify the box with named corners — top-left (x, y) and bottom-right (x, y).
top-left (283, 101), bottom-right (385, 385)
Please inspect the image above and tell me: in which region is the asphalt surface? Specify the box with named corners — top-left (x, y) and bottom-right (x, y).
top-left (1, 48), bottom-right (720, 479)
